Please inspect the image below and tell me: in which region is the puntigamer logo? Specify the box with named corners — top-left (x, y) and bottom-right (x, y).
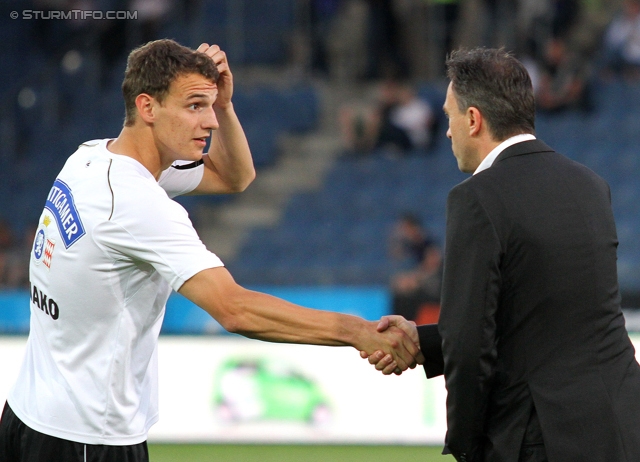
top-left (45, 179), bottom-right (86, 248)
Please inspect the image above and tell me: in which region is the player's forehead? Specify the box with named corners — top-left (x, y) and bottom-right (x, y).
top-left (168, 72), bottom-right (217, 100)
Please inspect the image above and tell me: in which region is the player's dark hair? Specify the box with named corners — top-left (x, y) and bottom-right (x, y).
top-left (122, 39), bottom-right (219, 126)
top-left (446, 47), bottom-right (535, 141)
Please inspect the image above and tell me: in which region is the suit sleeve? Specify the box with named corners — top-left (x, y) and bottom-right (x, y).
top-left (417, 324), bottom-right (444, 378)
top-left (439, 183), bottom-right (502, 461)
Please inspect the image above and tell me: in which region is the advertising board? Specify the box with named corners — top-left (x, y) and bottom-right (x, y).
top-left (1, 335), bottom-right (639, 443)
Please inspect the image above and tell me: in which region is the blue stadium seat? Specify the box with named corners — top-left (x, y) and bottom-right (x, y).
top-left (242, 120), bottom-right (279, 166)
top-left (197, 0), bottom-right (295, 65)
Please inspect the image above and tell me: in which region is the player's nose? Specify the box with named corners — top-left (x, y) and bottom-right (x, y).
top-left (203, 107), bottom-right (219, 130)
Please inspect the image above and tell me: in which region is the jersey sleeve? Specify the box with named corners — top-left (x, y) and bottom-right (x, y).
top-left (93, 190), bottom-right (223, 292)
top-left (158, 159), bottom-right (205, 198)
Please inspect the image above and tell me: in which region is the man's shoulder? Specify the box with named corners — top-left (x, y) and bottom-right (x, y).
top-left (450, 168), bottom-right (497, 195)
top-left (453, 148), bottom-right (610, 209)
top-left (447, 176), bottom-right (487, 209)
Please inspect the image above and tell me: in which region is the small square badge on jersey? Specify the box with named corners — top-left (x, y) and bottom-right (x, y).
top-left (43, 239), bottom-right (55, 269)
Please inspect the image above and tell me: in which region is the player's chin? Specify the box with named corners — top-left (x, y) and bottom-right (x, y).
top-left (181, 142), bottom-right (206, 159)
top-left (193, 138), bottom-right (208, 152)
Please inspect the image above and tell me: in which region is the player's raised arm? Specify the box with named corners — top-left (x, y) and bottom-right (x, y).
top-left (178, 266), bottom-right (423, 371)
top-left (192, 43), bottom-right (255, 194)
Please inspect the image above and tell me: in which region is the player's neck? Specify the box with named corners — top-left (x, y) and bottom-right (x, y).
top-left (108, 126), bottom-right (164, 180)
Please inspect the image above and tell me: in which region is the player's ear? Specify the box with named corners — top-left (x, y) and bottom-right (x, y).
top-left (135, 93), bottom-right (157, 124)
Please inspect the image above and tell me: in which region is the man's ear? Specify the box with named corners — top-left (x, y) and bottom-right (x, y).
top-left (134, 93), bottom-right (156, 124)
top-left (467, 107), bottom-right (483, 137)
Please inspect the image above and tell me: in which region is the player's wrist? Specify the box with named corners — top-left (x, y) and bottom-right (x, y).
top-left (346, 318), bottom-right (376, 353)
top-left (214, 100), bottom-right (234, 113)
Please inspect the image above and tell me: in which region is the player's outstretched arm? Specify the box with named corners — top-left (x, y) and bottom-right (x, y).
top-left (179, 267), bottom-right (422, 371)
top-left (360, 316), bottom-right (426, 375)
top-left (192, 43), bottom-right (255, 194)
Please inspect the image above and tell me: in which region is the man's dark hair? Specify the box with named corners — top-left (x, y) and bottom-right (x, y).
top-left (122, 39), bottom-right (220, 126)
top-left (446, 47), bottom-right (535, 141)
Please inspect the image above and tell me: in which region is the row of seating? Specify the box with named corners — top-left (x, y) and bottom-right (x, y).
top-left (198, 0), bottom-right (297, 65)
top-left (230, 79), bottom-right (640, 298)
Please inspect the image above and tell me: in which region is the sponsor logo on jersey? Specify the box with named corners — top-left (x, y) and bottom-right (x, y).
top-left (33, 215), bottom-right (55, 268)
top-left (45, 179), bottom-right (86, 249)
top-left (31, 284), bottom-right (59, 320)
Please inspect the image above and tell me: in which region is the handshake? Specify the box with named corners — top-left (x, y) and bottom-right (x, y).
top-left (359, 315), bottom-right (425, 375)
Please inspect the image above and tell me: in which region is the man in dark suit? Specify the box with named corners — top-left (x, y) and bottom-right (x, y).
top-left (364, 47), bottom-right (640, 461)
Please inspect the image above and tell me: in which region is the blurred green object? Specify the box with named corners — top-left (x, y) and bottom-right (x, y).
top-left (212, 358), bottom-right (329, 424)
top-left (148, 444), bottom-right (454, 462)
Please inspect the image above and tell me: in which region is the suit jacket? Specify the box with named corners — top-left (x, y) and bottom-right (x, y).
top-left (418, 140), bottom-right (640, 462)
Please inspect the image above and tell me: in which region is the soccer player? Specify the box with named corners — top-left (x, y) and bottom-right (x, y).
top-left (0, 39), bottom-right (423, 462)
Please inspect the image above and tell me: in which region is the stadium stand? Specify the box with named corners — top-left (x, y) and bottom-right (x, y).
top-left (230, 79), bottom-right (640, 305)
top-left (0, 0), bottom-right (639, 309)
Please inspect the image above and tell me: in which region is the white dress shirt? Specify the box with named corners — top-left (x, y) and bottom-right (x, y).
top-left (474, 134), bottom-right (536, 175)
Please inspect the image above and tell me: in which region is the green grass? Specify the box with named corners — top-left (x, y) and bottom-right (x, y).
top-left (148, 444), bottom-right (454, 462)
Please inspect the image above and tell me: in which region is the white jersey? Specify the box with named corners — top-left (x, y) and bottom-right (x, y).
top-left (158, 157), bottom-right (205, 198)
top-left (8, 139), bottom-right (223, 445)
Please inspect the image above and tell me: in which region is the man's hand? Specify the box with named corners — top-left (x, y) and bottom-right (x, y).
top-left (360, 316), bottom-right (425, 375)
top-left (196, 43), bottom-right (233, 109)
top-left (356, 320), bottom-right (423, 373)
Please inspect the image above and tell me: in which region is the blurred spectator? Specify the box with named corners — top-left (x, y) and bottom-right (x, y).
top-left (535, 35), bottom-right (592, 113)
top-left (549, 0), bottom-right (581, 37)
top-left (600, 0), bottom-right (640, 80)
top-left (519, 49), bottom-right (542, 93)
top-left (427, 0), bottom-right (462, 77)
top-left (481, 0), bottom-right (518, 50)
top-left (520, 0), bottom-right (582, 59)
top-left (325, 0), bottom-right (369, 82)
top-left (388, 213), bottom-right (442, 323)
top-left (339, 79), bottom-right (436, 155)
top-left (96, 0), bottom-right (155, 88)
top-left (0, 219), bottom-right (15, 287)
top-left (390, 243), bottom-right (443, 323)
top-left (385, 82), bottom-right (436, 152)
top-left (0, 220), bottom-right (29, 290)
top-left (309, 0), bottom-right (344, 76)
top-left (388, 213), bottom-right (434, 270)
top-left (363, 0), bottom-right (410, 80)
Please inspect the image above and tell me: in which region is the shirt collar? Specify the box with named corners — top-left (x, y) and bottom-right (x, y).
top-left (473, 134), bottom-right (536, 175)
